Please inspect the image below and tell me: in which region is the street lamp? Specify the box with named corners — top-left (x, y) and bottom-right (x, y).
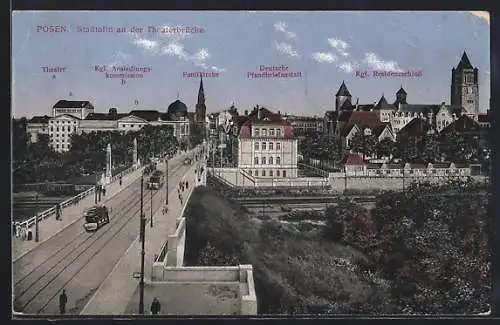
top-left (138, 177), bottom-right (146, 314)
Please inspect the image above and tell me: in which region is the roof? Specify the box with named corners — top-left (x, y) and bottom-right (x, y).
top-left (335, 81), bottom-right (351, 97)
top-left (343, 153), bottom-right (364, 165)
top-left (342, 104), bottom-right (375, 112)
top-left (337, 111), bottom-right (382, 133)
top-left (456, 51), bottom-right (474, 70)
top-left (129, 110), bottom-right (162, 121)
top-left (167, 100), bottom-right (188, 115)
top-left (373, 123), bottom-right (392, 137)
top-left (29, 115), bottom-right (50, 123)
top-left (84, 112), bottom-right (128, 120)
top-left (239, 107), bottom-right (294, 138)
top-left (53, 100), bottom-right (94, 109)
top-left (441, 115), bottom-right (481, 133)
top-left (376, 94), bottom-right (388, 106)
top-left (396, 86), bottom-right (407, 95)
top-left (397, 104), bottom-right (441, 114)
top-left (397, 118), bottom-right (430, 138)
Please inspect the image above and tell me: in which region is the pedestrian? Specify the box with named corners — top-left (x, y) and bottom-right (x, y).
top-left (59, 289), bottom-right (67, 315)
top-left (103, 187), bottom-right (106, 196)
top-left (119, 177), bottom-right (122, 186)
top-left (150, 297), bottom-right (161, 315)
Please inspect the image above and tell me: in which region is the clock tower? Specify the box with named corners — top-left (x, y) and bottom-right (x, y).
top-left (451, 51), bottom-right (479, 120)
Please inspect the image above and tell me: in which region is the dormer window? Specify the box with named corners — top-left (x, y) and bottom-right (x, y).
top-left (262, 128), bottom-right (268, 136)
top-left (364, 128), bottom-right (372, 136)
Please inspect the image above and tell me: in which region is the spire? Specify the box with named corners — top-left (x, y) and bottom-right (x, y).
top-left (396, 85), bottom-right (406, 95)
top-left (335, 80), bottom-right (351, 97)
top-left (176, 91), bottom-right (180, 100)
top-left (377, 93), bottom-right (388, 106)
top-left (456, 51), bottom-right (473, 70)
top-left (197, 77), bottom-right (205, 105)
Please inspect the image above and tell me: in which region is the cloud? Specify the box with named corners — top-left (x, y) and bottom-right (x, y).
top-left (328, 37), bottom-right (350, 57)
top-left (311, 52), bottom-right (337, 63)
top-left (129, 26), bottom-right (223, 71)
top-left (107, 50), bottom-right (132, 68)
top-left (133, 38), bottom-right (160, 54)
top-left (338, 61), bottom-right (357, 73)
top-left (363, 52), bottom-right (403, 72)
top-left (470, 11), bottom-right (490, 24)
top-left (274, 41), bottom-right (300, 58)
top-left (274, 21), bottom-right (297, 39)
top-left (211, 66), bottom-right (225, 72)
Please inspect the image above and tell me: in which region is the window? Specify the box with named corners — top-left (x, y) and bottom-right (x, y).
top-left (56, 144), bottom-right (59, 149)
top-left (262, 170), bottom-right (266, 177)
top-left (269, 157), bottom-right (273, 164)
top-left (270, 170), bottom-right (273, 177)
top-left (276, 170), bottom-right (280, 177)
top-left (254, 157), bottom-right (259, 164)
top-left (262, 142), bottom-right (267, 150)
top-left (50, 126), bottom-right (53, 132)
top-left (262, 157), bottom-right (266, 165)
top-left (249, 170), bottom-right (252, 175)
top-left (467, 100), bottom-right (474, 103)
top-left (254, 128), bottom-right (260, 136)
top-left (255, 142), bottom-right (259, 150)
top-left (276, 157), bottom-right (281, 164)
top-left (270, 128), bottom-right (275, 136)
top-left (283, 170), bottom-right (286, 177)
top-left (276, 129), bottom-right (281, 136)
top-left (56, 127), bottom-right (59, 132)
top-left (269, 142), bottom-right (273, 150)
top-left (255, 170), bottom-right (258, 176)
top-left (262, 128), bottom-right (267, 136)
top-left (276, 142), bottom-right (281, 150)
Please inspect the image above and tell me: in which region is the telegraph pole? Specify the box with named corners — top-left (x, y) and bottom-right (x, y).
top-left (150, 186), bottom-right (153, 228)
top-left (35, 194), bottom-right (39, 242)
top-left (95, 174), bottom-right (98, 204)
top-left (139, 176), bottom-right (145, 314)
top-left (165, 158), bottom-right (169, 206)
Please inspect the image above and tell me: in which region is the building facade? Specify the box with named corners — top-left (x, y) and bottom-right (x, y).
top-left (451, 51), bottom-right (479, 120)
top-left (238, 107), bottom-right (298, 178)
top-left (282, 115), bottom-right (324, 134)
top-left (26, 115), bottom-right (49, 143)
top-left (52, 100), bottom-right (95, 119)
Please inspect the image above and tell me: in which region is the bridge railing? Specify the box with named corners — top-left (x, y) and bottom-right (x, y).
top-left (15, 165), bottom-right (137, 231)
top-left (16, 186), bottom-right (96, 230)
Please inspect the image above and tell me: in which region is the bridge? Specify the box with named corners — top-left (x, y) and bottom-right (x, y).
top-left (12, 148), bottom-right (205, 315)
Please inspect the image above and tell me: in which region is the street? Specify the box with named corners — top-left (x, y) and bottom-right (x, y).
top-left (13, 157), bottom-right (194, 315)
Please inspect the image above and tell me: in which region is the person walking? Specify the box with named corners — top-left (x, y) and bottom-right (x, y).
top-left (56, 203), bottom-right (62, 221)
top-left (150, 297), bottom-right (161, 315)
top-left (119, 176), bottom-right (122, 186)
top-left (59, 289), bottom-right (67, 315)
top-left (103, 187), bottom-right (106, 196)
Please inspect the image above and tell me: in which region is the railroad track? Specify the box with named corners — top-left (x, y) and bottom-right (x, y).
top-left (13, 162), bottom-right (186, 314)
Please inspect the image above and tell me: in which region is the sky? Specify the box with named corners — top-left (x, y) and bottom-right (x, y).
top-left (12, 11), bottom-right (490, 118)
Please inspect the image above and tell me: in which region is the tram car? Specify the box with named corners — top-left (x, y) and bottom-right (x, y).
top-left (83, 205), bottom-right (110, 232)
top-left (147, 170), bottom-right (165, 190)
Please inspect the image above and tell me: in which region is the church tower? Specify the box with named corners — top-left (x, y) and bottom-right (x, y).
top-left (451, 51), bottom-right (479, 120)
top-left (335, 81), bottom-right (352, 111)
top-left (195, 77), bottom-right (206, 123)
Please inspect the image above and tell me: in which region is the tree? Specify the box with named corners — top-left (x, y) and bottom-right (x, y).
top-left (397, 137), bottom-right (419, 162)
top-left (440, 132), bottom-right (467, 163)
top-left (12, 118), bottom-right (29, 163)
top-left (375, 138), bottom-right (395, 159)
top-left (420, 133), bottom-right (439, 163)
top-left (350, 131), bottom-right (377, 159)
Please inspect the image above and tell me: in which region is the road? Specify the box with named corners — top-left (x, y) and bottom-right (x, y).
top-left (13, 156), bottom-right (194, 315)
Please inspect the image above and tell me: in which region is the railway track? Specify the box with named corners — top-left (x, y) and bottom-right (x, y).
top-left (13, 161), bottom-right (186, 314)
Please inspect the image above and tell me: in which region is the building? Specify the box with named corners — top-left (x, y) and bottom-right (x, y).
top-left (52, 100), bottom-right (95, 119)
top-left (324, 51), bottom-right (480, 137)
top-left (282, 114), bottom-right (324, 135)
top-left (195, 78), bottom-right (207, 123)
top-left (238, 106), bottom-right (298, 178)
top-left (29, 99), bottom-right (192, 153)
top-left (26, 115), bottom-right (50, 143)
top-left (48, 114), bottom-right (80, 152)
top-left (451, 51), bottom-right (480, 120)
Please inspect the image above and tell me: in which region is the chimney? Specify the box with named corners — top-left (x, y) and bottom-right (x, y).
top-left (355, 98), bottom-right (359, 110)
top-left (278, 110), bottom-right (281, 116)
top-left (398, 102), bottom-right (402, 111)
top-left (244, 110), bottom-right (248, 116)
top-left (257, 107), bottom-right (261, 120)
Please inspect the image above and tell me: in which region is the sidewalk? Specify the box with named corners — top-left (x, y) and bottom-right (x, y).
top-left (12, 166), bottom-right (146, 261)
top-left (81, 158), bottom-right (202, 315)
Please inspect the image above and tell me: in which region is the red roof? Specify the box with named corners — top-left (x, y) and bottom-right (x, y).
top-left (239, 107), bottom-right (294, 138)
top-left (337, 111), bottom-right (382, 135)
top-left (344, 153), bottom-right (365, 165)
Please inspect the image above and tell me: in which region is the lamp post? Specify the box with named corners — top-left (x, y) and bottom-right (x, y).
top-left (35, 194), bottom-right (39, 242)
top-left (138, 177), bottom-right (146, 314)
top-left (150, 186), bottom-right (153, 228)
top-left (95, 173), bottom-right (98, 204)
top-left (165, 158), bottom-right (169, 206)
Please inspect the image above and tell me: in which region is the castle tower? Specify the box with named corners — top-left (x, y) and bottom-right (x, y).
top-left (195, 77), bottom-right (206, 123)
top-left (335, 81), bottom-right (352, 111)
top-left (451, 51), bottom-right (479, 120)
top-left (394, 85), bottom-right (407, 106)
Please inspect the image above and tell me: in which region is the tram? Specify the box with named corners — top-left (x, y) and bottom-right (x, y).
top-left (83, 205), bottom-right (110, 232)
